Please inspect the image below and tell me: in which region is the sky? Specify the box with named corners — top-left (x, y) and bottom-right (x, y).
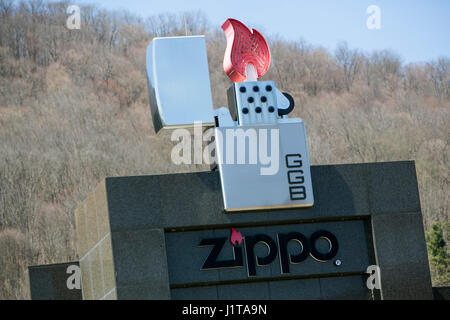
top-left (76, 0), bottom-right (450, 64)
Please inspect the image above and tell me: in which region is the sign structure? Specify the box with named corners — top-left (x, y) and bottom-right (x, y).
top-left (28, 162), bottom-right (433, 300)
top-left (27, 18), bottom-right (434, 300)
top-left (65, 161), bottom-right (431, 300)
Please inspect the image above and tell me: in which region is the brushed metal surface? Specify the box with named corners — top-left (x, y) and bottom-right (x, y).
top-left (146, 36), bottom-right (214, 134)
top-left (215, 119), bottom-right (314, 211)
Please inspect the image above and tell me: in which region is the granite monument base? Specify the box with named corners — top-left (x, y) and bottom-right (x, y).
top-left (66, 161), bottom-right (433, 300)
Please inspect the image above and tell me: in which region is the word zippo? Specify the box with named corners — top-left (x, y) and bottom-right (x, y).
top-left (145, 18), bottom-right (314, 212)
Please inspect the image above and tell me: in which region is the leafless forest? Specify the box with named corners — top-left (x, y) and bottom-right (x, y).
top-left (0, 0), bottom-right (448, 299)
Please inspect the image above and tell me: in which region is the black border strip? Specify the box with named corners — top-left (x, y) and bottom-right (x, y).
top-left (170, 271), bottom-right (367, 289)
top-left (164, 215), bottom-right (370, 233)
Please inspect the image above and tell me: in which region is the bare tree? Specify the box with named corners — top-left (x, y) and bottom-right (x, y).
top-left (335, 41), bottom-right (362, 91)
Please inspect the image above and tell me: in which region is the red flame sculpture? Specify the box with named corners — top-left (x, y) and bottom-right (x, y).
top-left (222, 18), bottom-right (271, 82)
top-left (230, 228), bottom-right (243, 245)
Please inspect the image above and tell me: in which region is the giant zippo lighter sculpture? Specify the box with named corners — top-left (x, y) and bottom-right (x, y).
top-left (147, 18), bottom-right (313, 211)
top-left (27, 18), bottom-right (434, 300)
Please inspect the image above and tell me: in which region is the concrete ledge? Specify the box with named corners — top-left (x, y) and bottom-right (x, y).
top-left (433, 287), bottom-right (450, 300)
